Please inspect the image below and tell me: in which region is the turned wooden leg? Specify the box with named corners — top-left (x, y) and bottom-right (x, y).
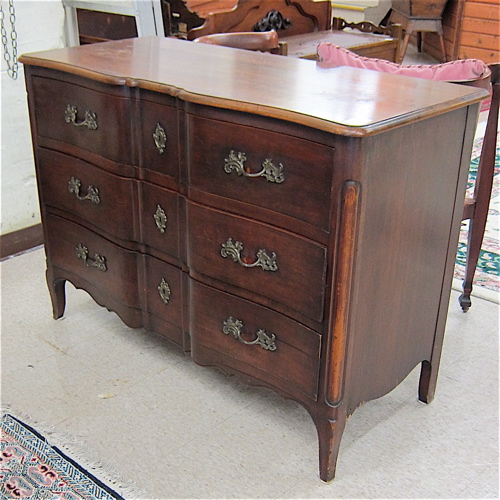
top-left (459, 75), bottom-right (499, 312)
top-left (314, 414), bottom-right (347, 482)
top-left (47, 271), bottom-right (66, 319)
top-left (459, 278), bottom-right (473, 313)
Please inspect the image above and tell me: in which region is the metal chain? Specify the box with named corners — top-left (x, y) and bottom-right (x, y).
top-left (0, 0), bottom-right (18, 80)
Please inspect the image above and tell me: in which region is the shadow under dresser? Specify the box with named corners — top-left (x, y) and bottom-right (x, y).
top-left (19, 37), bottom-right (487, 482)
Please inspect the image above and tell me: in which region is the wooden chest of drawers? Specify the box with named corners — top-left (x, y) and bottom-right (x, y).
top-left (20, 37), bottom-right (486, 481)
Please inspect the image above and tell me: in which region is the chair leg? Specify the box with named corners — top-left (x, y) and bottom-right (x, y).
top-left (398, 31), bottom-right (412, 63)
top-left (437, 22), bottom-right (447, 62)
top-left (417, 31), bottom-right (422, 52)
top-left (459, 76), bottom-right (499, 311)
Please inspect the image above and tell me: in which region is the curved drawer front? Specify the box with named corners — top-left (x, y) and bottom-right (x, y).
top-left (187, 202), bottom-right (327, 323)
top-left (32, 76), bottom-right (132, 164)
top-left (190, 280), bottom-right (321, 400)
top-left (140, 182), bottom-right (180, 259)
top-left (38, 148), bottom-right (138, 242)
top-left (45, 213), bottom-right (140, 308)
top-left (139, 99), bottom-right (180, 180)
top-left (145, 255), bottom-right (183, 328)
top-left (187, 114), bottom-right (335, 231)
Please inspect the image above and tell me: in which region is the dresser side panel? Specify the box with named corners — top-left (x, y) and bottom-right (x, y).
top-left (343, 107), bottom-right (476, 412)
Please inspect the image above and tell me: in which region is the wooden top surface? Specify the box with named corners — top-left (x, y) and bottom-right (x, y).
top-left (19, 37), bottom-right (487, 137)
top-left (281, 30), bottom-right (394, 59)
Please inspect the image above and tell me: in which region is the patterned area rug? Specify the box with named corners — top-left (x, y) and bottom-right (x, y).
top-left (454, 132), bottom-right (500, 294)
top-left (0, 412), bottom-right (141, 499)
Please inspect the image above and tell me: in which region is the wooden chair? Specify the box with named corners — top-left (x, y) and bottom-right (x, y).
top-left (188, 0), bottom-right (331, 40)
top-left (193, 30), bottom-right (287, 54)
top-left (459, 63), bottom-right (500, 311)
top-left (317, 43), bottom-right (498, 311)
top-left (387, 1), bottom-right (448, 63)
top-left (331, 17), bottom-right (404, 64)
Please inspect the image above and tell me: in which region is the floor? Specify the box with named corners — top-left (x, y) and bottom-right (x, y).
top-left (1, 241), bottom-right (499, 500)
top-left (2, 46), bottom-right (499, 500)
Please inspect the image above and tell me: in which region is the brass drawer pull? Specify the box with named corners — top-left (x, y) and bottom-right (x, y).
top-left (65, 104), bottom-right (98, 130)
top-left (158, 278), bottom-right (171, 304)
top-left (224, 150), bottom-right (285, 183)
top-left (68, 177), bottom-right (100, 204)
top-left (153, 123), bottom-right (167, 154)
top-left (223, 317), bottom-right (277, 351)
top-left (221, 238), bottom-right (278, 272)
top-left (75, 243), bottom-right (107, 271)
top-left (153, 204), bottom-right (167, 233)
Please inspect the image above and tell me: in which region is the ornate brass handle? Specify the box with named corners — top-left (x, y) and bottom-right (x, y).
top-left (158, 278), bottom-right (171, 304)
top-left (221, 238), bottom-right (278, 272)
top-left (223, 317), bottom-right (277, 351)
top-left (153, 123), bottom-right (167, 154)
top-left (68, 177), bottom-right (100, 204)
top-left (75, 243), bottom-right (107, 271)
top-left (153, 205), bottom-right (167, 233)
top-left (65, 104), bottom-right (98, 130)
top-left (224, 150), bottom-right (285, 183)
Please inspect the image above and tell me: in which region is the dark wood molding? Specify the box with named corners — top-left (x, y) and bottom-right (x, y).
top-left (0, 223), bottom-right (44, 260)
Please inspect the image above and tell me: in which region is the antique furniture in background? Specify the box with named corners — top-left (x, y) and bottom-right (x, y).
top-left (423, 0), bottom-right (499, 64)
top-left (184, 0), bottom-right (237, 18)
top-left (194, 30), bottom-right (287, 54)
top-left (187, 0), bottom-right (332, 39)
top-left (460, 63), bottom-right (499, 311)
top-left (388, 0), bottom-right (449, 62)
top-left (75, 8), bottom-right (139, 44)
top-left (280, 28), bottom-right (400, 60)
top-left (330, 17), bottom-right (403, 62)
top-left (19, 37), bottom-right (486, 481)
top-left (166, 0), bottom-right (204, 38)
top-left (62, 0), bottom-right (165, 45)
top-left (64, 0), bottom-right (203, 43)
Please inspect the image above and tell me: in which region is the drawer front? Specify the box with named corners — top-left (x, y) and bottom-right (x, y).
top-left (190, 280), bottom-right (321, 400)
top-left (32, 76), bottom-right (131, 163)
top-left (139, 100), bottom-right (180, 179)
top-left (44, 213), bottom-right (140, 308)
top-left (38, 148), bottom-right (138, 242)
top-left (187, 202), bottom-right (327, 322)
top-left (187, 114), bottom-right (335, 231)
top-left (145, 255), bottom-right (183, 328)
top-left (140, 182), bottom-right (180, 259)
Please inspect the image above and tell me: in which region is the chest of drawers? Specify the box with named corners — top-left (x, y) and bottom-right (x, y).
top-left (20, 37), bottom-right (486, 481)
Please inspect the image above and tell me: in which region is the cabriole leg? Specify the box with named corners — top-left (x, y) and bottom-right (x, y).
top-left (314, 414), bottom-right (347, 482)
top-left (46, 271), bottom-right (66, 320)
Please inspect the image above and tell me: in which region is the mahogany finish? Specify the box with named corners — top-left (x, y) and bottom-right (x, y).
top-left (187, 0), bottom-right (332, 39)
top-left (20, 37), bottom-right (486, 482)
top-left (193, 30), bottom-right (286, 54)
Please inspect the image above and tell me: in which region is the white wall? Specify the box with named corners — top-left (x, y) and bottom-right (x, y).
top-left (1, 0), bottom-right (65, 236)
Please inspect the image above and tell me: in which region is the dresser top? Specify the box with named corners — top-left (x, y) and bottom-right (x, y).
top-left (20, 37), bottom-right (487, 136)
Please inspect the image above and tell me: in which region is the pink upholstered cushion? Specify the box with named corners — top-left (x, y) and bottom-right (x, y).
top-left (316, 43), bottom-right (490, 84)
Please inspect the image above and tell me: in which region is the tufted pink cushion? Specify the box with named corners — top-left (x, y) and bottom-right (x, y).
top-left (316, 43), bottom-right (491, 85)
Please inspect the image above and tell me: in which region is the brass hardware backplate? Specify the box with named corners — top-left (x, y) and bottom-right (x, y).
top-left (221, 237), bottom-right (278, 272)
top-left (224, 150), bottom-right (285, 183)
top-left (223, 317), bottom-right (277, 351)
